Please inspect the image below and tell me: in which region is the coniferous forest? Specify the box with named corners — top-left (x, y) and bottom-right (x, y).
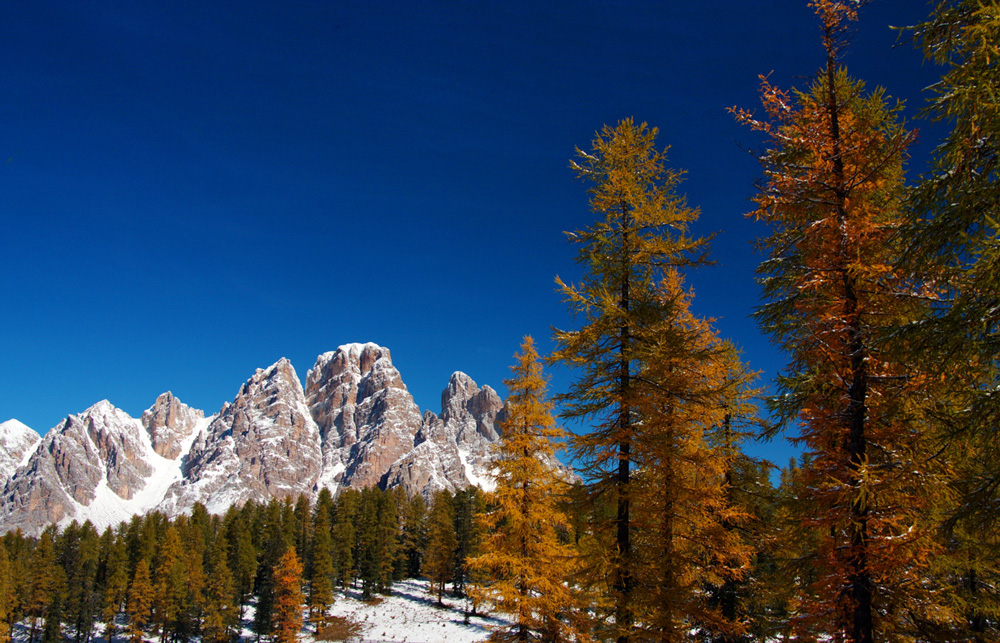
top-left (2, 1), bottom-right (999, 642)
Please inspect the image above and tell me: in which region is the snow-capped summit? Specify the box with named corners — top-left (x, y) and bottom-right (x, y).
top-left (0, 399), bottom-right (179, 535)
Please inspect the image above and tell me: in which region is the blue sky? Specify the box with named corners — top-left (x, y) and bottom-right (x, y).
top-left (1, 1), bottom-right (942, 468)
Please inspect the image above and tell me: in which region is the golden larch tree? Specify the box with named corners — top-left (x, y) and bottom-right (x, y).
top-left (551, 117), bottom-right (710, 643)
top-left (469, 336), bottom-right (583, 643)
top-left (629, 271), bottom-right (757, 643)
top-left (125, 559), bottom-right (154, 643)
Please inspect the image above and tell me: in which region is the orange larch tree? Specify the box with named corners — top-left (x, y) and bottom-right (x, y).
top-left (469, 336), bottom-right (583, 643)
top-left (551, 117), bottom-right (710, 643)
top-left (271, 547), bottom-right (305, 643)
top-left (733, 2), bottom-right (945, 641)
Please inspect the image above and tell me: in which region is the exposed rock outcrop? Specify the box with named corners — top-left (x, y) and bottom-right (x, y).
top-left (0, 401), bottom-right (162, 535)
top-left (141, 392), bottom-right (204, 459)
top-left (305, 343), bottom-right (425, 491)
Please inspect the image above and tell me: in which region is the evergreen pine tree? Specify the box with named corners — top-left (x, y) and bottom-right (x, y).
top-left (201, 535), bottom-right (238, 643)
top-left (223, 507), bottom-right (257, 620)
top-left (98, 528), bottom-right (129, 641)
top-left (253, 501), bottom-right (289, 640)
top-left (424, 490), bottom-right (457, 605)
top-left (400, 494), bottom-right (429, 579)
top-left (331, 490), bottom-right (358, 589)
top-left (308, 502), bottom-right (335, 623)
top-left (451, 487), bottom-right (484, 598)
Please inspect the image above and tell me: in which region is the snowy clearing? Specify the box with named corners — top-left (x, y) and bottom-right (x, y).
top-left (11, 578), bottom-right (508, 643)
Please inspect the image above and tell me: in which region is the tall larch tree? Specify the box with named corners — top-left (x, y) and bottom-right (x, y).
top-left (628, 273), bottom-right (757, 643)
top-left (551, 117), bottom-right (710, 643)
top-left (0, 543), bottom-right (13, 643)
top-left (469, 336), bottom-right (583, 643)
top-left (271, 547), bottom-right (305, 643)
top-left (125, 559), bottom-right (154, 643)
top-left (733, 2), bottom-right (944, 640)
top-left (25, 528), bottom-right (62, 643)
top-left (154, 524), bottom-right (189, 642)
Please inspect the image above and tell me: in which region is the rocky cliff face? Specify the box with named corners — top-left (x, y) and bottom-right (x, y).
top-left (0, 342), bottom-right (574, 536)
top-left (305, 343), bottom-right (425, 491)
top-left (382, 371), bottom-right (505, 496)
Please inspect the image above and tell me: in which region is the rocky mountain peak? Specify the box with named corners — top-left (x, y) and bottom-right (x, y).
top-left (0, 345), bottom-right (540, 535)
top-left (0, 400), bottom-right (160, 535)
top-left (141, 392), bottom-right (204, 459)
top-left (305, 343), bottom-right (423, 490)
top-left (441, 371), bottom-right (503, 444)
top-left (157, 357), bottom-right (322, 516)
top-left (305, 343), bottom-right (408, 446)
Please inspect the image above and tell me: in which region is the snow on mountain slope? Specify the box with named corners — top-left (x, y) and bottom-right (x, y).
top-left (0, 419), bottom-right (40, 482)
top-left (0, 400), bottom-right (193, 534)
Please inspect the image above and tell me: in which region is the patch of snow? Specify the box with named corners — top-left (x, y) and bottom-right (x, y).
top-left (0, 419), bottom-right (42, 472)
top-left (326, 578), bottom-right (507, 643)
top-left (457, 448), bottom-right (495, 493)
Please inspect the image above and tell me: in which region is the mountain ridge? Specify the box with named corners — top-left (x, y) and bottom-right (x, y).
top-left (0, 342), bottom-right (554, 536)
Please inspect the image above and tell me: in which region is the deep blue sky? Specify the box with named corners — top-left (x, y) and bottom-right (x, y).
top-left (1, 1), bottom-right (942, 468)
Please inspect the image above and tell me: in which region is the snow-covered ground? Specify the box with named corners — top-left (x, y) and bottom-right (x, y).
top-left (11, 578), bottom-right (508, 643)
top-left (322, 578), bottom-right (507, 642)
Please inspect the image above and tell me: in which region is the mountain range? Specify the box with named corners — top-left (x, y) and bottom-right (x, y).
top-left (0, 343), bottom-right (521, 536)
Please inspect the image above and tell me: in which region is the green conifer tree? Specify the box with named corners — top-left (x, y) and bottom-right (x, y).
top-left (201, 535), bottom-right (238, 643)
top-left (308, 502), bottom-right (335, 623)
top-left (98, 528), bottom-right (130, 641)
top-left (424, 490), bottom-right (457, 605)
